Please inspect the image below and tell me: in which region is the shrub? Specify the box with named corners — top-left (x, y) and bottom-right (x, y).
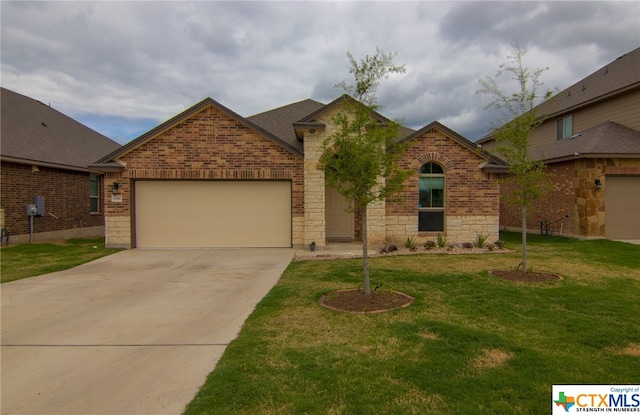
top-left (475, 232), bottom-right (489, 248)
top-left (437, 233), bottom-right (447, 248)
top-left (405, 237), bottom-right (417, 251)
top-left (424, 240), bottom-right (436, 250)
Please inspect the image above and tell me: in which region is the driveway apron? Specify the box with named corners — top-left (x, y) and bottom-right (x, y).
top-left (1, 248), bottom-right (294, 415)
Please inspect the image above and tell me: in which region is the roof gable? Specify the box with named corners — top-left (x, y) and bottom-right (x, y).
top-left (402, 121), bottom-right (505, 169)
top-left (247, 99), bottom-right (326, 152)
top-left (96, 97), bottom-right (303, 164)
top-left (1, 87), bottom-right (120, 171)
top-left (297, 94), bottom-right (392, 124)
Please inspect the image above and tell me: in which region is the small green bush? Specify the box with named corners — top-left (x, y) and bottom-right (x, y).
top-left (423, 240), bottom-right (436, 250)
top-left (475, 232), bottom-right (489, 248)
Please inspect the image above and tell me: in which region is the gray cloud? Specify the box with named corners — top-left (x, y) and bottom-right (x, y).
top-left (2, 1), bottom-right (638, 144)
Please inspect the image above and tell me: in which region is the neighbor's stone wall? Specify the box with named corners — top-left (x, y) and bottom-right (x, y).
top-left (500, 158), bottom-right (640, 238)
top-left (103, 105), bottom-right (304, 248)
top-left (386, 127), bottom-right (500, 243)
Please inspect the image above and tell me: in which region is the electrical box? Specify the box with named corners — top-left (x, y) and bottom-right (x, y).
top-left (27, 204), bottom-right (38, 216)
top-left (34, 196), bottom-right (44, 216)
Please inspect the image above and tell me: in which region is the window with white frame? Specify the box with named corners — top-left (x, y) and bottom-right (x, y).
top-left (418, 162), bottom-right (445, 232)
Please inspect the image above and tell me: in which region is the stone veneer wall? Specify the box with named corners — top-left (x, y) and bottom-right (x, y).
top-left (500, 158), bottom-right (640, 238)
top-left (386, 128), bottom-right (501, 244)
top-left (103, 104), bottom-right (304, 248)
top-left (302, 126), bottom-right (326, 248)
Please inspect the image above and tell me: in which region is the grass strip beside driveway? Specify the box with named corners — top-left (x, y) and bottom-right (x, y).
top-left (184, 232), bottom-right (640, 415)
top-left (1, 238), bottom-right (121, 283)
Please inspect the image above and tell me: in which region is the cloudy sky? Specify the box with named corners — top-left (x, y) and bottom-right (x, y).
top-left (2, 1), bottom-right (639, 145)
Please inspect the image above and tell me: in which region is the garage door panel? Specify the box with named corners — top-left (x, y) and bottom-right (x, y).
top-left (135, 181), bottom-right (291, 248)
top-left (606, 176), bottom-right (640, 240)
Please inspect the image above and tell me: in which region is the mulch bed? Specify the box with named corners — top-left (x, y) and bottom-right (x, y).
top-left (490, 270), bottom-right (562, 282)
top-left (319, 289), bottom-right (414, 314)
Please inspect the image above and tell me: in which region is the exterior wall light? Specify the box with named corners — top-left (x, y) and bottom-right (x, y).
top-left (594, 179), bottom-right (602, 191)
top-left (112, 182), bottom-right (120, 195)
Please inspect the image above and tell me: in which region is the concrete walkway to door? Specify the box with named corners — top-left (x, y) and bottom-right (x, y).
top-left (1, 248), bottom-right (294, 415)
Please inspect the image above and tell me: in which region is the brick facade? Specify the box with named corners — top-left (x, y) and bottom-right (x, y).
top-left (100, 101), bottom-right (502, 249)
top-left (0, 161), bottom-right (105, 243)
top-left (104, 104), bottom-right (304, 248)
top-left (500, 158), bottom-right (640, 238)
top-left (386, 128), bottom-right (501, 244)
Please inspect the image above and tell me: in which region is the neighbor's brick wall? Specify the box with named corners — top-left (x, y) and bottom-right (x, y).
top-left (0, 161), bottom-right (104, 240)
top-left (500, 161), bottom-right (576, 236)
top-left (500, 158), bottom-right (640, 238)
top-left (386, 128), bottom-right (500, 243)
top-left (104, 105), bottom-right (304, 248)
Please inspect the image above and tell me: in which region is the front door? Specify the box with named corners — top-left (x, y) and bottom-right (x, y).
top-left (325, 185), bottom-right (354, 242)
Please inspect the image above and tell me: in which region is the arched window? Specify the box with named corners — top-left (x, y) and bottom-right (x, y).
top-left (418, 162), bottom-right (445, 231)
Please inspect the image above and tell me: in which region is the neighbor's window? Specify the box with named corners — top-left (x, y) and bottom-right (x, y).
top-left (90, 174), bottom-right (99, 213)
top-left (418, 162), bottom-right (445, 232)
top-left (556, 115), bottom-right (573, 140)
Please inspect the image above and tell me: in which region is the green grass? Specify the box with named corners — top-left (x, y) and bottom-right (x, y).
top-left (1, 238), bottom-right (121, 283)
top-left (184, 232), bottom-right (640, 415)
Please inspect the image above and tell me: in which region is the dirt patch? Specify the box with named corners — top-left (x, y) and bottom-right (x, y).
top-left (490, 270), bottom-right (562, 283)
top-left (319, 288), bottom-right (414, 314)
top-left (618, 343), bottom-right (640, 357)
top-left (472, 348), bottom-right (514, 370)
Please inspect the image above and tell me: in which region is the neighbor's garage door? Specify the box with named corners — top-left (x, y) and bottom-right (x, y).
top-left (606, 176), bottom-right (640, 240)
top-left (135, 180), bottom-right (291, 248)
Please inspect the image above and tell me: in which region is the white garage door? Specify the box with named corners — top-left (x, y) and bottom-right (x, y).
top-left (135, 180), bottom-right (291, 248)
top-left (606, 176), bottom-right (640, 240)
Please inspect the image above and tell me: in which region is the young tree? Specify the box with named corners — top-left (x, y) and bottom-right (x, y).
top-left (319, 49), bottom-right (410, 295)
top-left (477, 44), bottom-right (553, 273)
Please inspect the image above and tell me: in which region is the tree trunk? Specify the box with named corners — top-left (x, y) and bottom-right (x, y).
top-left (362, 206), bottom-right (371, 295)
top-left (522, 203), bottom-right (528, 273)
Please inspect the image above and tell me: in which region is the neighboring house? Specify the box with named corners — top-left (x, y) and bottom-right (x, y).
top-left (478, 47), bottom-right (640, 240)
top-left (90, 94), bottom-right (505, 249)
top-left (0, 87), bottom-right (121, 244)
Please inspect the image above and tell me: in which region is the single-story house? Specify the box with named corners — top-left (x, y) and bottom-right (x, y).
top-left (478, 47), bottom-right (640, 240)
top-left (0, 87), bottom-right (121, 244)
top-left (91, 94), bottom-right (506, 249)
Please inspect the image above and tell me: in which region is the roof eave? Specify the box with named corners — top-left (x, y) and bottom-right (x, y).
top-left (293, 122), bottom-right (326, 140)
top-left (1, 155), bottom-right (90, 173)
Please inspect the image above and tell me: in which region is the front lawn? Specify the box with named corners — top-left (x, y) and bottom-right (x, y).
top-left (185, 232), bottom-right (640, 415)
top-left (0, 238), bottom-right (121, 283)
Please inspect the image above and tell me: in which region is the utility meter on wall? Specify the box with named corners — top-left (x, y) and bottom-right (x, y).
top-left (26, 204), bottom-right (38, 216)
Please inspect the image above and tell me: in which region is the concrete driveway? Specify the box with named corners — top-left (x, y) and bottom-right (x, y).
top-left (1, 248), bottom-right (294, 415)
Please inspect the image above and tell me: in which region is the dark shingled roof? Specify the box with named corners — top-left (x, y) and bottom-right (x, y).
top-left (1, 87), bottom-right (120, 171)
top-left (247, 99), bottom-right (326, 153)
top-left (477, 47), bottom-right (640, 145)
top-left (535, 47), bottom-right (640, 119)
top-left (532, 121), bottom-right (640, 163)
